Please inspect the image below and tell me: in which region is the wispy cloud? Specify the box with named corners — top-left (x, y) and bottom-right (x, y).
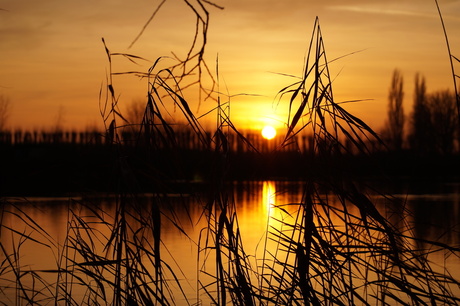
top-left (328, 2), bottom-right (460, 21)
top-left (328, 4), bottom-right (436, 19)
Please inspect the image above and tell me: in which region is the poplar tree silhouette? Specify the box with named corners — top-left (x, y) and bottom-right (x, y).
top-left (408, 73), bottom-right (432, 154)
top-left (386, 69), bottom-right (405, 151)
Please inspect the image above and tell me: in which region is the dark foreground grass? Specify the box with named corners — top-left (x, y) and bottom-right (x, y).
top-left (1, 13), bottom-right (460, 306)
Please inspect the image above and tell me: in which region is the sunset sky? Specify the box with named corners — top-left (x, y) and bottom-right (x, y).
top-left (0, 0), bottom-right (459, 133)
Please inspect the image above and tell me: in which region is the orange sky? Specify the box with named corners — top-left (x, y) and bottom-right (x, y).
top-left (0, 0), bottom-right (459, 133)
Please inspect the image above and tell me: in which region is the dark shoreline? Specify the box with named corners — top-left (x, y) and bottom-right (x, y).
top-left (1, 143), bottom-right (459, 197)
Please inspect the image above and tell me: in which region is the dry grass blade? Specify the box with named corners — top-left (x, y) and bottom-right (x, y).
top-left (128, 0), bottom-right (167, 49)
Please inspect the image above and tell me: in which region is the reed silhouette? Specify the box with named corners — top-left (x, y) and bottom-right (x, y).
top-left (1, 5), bottom-right (460, 305)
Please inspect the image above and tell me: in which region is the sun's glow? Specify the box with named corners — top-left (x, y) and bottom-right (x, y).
top-left (261, 125), bottom-right (277, 140)
top-left (262, 181), bottom-right (276, 213)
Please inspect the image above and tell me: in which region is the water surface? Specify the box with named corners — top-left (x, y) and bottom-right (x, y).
top-left (1, 179), bottom-right (459, 304)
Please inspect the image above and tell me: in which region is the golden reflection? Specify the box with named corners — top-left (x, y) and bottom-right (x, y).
top-left (2, 183), bottom-right (459, 304)
top-left (262, 181), bottom-right (276, 214)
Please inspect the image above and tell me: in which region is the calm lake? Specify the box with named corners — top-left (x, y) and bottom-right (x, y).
top-left (1, 179), bottom-right (459, 304)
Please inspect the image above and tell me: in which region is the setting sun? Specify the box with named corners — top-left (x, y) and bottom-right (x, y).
top-left (261, 126), bottom-right (277, 140)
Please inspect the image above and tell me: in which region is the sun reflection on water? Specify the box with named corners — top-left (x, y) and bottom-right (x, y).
top-left (262, 181), bottom-right (276, 214)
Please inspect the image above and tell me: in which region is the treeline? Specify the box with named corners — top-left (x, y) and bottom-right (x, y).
top-left (0, 130), bottom-right (104, 145)
top-left (382, 69), bottom-right (459, 155)
top-left (2, 111), bottom-right (457, 157)
top-left (0, 128), bottom-right (330, 154)
top-left (0, 128), bottom-right (301, 153)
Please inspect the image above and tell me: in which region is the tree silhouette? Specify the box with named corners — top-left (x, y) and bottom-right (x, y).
top-left (408, 73), bottom-right (433, 154)
top-left (428, 89), bottom-right (457, 155)
top-left (385, 69), bottom-right (405, 151)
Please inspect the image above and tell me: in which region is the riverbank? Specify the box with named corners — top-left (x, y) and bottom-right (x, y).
top-left (1, 142), bottom-right (459, 197)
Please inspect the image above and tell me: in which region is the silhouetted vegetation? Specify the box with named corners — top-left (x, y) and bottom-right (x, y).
top-left (408, 73), bottom-right (431, 154)
top-left (429, 90), bottom-right (458, 154)
top-left (381, 70), bottom-right (459, 156)
top-left (1, 2), bottom-right (460, 305)
top-left (383, 69), bottom-right (405, 151)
